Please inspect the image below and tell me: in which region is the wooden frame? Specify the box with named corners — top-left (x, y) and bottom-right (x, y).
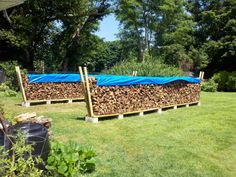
top-left (92, 101), bottom-right (200, 118)
top-left (82, 68), bottom-right (201, 121)
top-left (199, 71), bottom-right (205, 80)
top-left (15, 66), bottom-right (84, 107)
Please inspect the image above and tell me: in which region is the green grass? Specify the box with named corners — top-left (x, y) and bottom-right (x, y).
top-left (0, 92), bottom-right (236, 177)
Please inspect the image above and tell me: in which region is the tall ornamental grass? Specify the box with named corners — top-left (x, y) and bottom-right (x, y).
top-left (103, 59), bottom-right (184, 76)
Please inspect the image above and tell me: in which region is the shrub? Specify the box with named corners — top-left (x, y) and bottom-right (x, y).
top-left (0, 132), bottom-right (43, 177)
top-left (212, 71), bottom-right (236, 91)
top-left (0, 104), bottom-right (4, 115)
top-left (201, 79), bottom-right (218, 92)
top-left (46, 141), bottom-right (96, 176)
top-left (4, 89), bottom-right (17, 97)
top-left (0, 61), bottom-right (19, 91)
top-left (0, 83), bottom-right (9, 92)
top-left (103, 59), bottom-right (184, 76)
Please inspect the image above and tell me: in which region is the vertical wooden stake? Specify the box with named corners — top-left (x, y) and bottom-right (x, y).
top-left (201, 72), bottom-right (204, 80)
top-left (83, 67), bottom-right (94, 117)
top-left (199, 71), bottom-right (205, 80)
top-left (199, 71), bottom-right (201, 79)
top-left (15, 66), bottom-right (27, 102)
top-left (78, 66), bottom-right (86, 95)
top-left (78, 66), bottom-right (90, 116)
top-left (132, 71), bottom-right (138, 76)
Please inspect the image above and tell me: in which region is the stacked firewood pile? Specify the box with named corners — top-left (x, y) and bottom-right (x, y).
top-left (21, 74), bottom-right (84, 100)
top-left (15, 112), bottom-right (53, 137)
top-left (89, 78), bottom-right (200, 115)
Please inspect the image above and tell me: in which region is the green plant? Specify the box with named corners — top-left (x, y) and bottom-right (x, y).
top-left (201, 79), bottom-right (218, 92)
top-left (213, 71), bottom-right (236, 91)
top-left (0, 104), bottom-right (4, 115)
top-left (0, 83), bottom-right (9, 92)
top-left (0, 61), bottom-right (19, 91)
top-left (46, 141), bottom-right (96, 176)
top-left (0, 132), bottom-right (43, 177)
top-left (4, 89), bottom-right (17, 97)
top-left (103, 59), bottom-right (184, 76)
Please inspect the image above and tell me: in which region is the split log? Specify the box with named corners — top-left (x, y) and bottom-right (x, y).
top-left (15, 113), bottom-right (52, 129)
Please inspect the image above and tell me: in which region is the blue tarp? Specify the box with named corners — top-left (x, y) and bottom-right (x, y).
top-left (28, 74), bottom-right (81, 83)
top-left (28, 74), bottom-right (200, 86)
top-left (94, 75), bottom-right (200, 86)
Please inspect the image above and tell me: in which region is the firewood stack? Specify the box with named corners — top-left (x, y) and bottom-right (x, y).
top-left (21, 74), bottom-right (84, 100)
top-left (89, 78), bottom-right (200, 116)
top-left (15, 112), bottom-right (53, 137)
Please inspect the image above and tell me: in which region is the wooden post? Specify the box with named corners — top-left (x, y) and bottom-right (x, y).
top-left (83, 67), bottom-right (94, 117)
top-left (199, 71), bottom-right (205, 80)
top-left (15, 66), bottom-right (27, 102)
top-left (78, 66), bottom-right (86, 95)
top-left (132, 71), bottom-right (138, 76)
top-left (78, 66), bottom-right (90, 115)
top-left (201, 71), bottom-right (204, 80)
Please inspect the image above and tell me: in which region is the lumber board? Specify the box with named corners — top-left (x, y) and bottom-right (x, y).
top-left (84, 67), bottom-right (94, 117)
top-left (93, 101), bottom-right (199, 118)
top-left (15, 66), bottom-right (27, 102)
top-left (24, 97), bottom-right (84, 103)
top-left (79, 66), bottom-right (90, 116)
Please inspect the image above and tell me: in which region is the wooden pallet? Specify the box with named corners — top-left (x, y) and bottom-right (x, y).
top-left (22, 98), bottom-right (84, 107)
top-left (85, 101), bottom-right (200, 122)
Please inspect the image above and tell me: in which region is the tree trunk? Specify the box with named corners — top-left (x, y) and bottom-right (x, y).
top-left (62, 54), bottom-right (69, 72)
top-left (24, 49), bottom-right (35, 71)
top-left (137, 34), bottom-right (144, 62)
top-left (62, 23), bottom-right (83, 72)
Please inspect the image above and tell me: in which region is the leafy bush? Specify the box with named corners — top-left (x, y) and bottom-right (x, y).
top-left (201, 79), bottom-right (218, 92)
top-left (212, 71), bottom-right (236, 91)
top-left (0, 83), bottom-right (9, 92)
top-left (103, 59), bottom-right (184, 76)
top-left (0, 61), bottom-right (19, 91)
top-left (0, 104), bottom-right (4, 115)
top-left (46, 141), bottom-right (96, 176)
top-left (0, 83), bottom-right (17, 97)
top-left (4, 89), bottom-right (17, 97)
top-left (0, 132), bottom-right (43, 177)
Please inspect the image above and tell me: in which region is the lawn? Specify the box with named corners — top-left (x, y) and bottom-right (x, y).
top-left (0, 92), bottom-right (236, 177)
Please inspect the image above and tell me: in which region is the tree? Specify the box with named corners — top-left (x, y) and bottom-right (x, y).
top-left (152, 0), bottom-right (208, 71)
top-left (54, 0), bottom-right (110, 71)
top-left (115, 0), bottom-right (207, 71)
top-left (187, 0), bottom-right (236, 75)
top-left (0, 0), bottom-right (111, 71)
top-left (116, 0), bottom-right (155, 62)
top-left (0, 0), bottom-right (56, 70)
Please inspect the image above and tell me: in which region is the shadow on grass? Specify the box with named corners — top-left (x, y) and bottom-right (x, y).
top-left (15, 103), bottom-right (22, 106)
top-left (73, 116), bottom-right (85, 121)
